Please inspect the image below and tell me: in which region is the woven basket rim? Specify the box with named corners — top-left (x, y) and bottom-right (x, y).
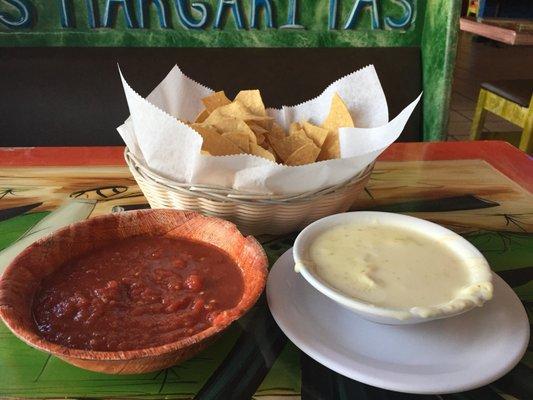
top-left (124, 148), bottom-right (374, 205)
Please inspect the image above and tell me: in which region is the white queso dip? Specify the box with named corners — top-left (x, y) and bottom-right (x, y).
top-left (306, 222), bottom-right (493, 318)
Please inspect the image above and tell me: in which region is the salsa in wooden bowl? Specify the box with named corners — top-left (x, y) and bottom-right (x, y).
top-left (0, 210), bottom-right (268, 374)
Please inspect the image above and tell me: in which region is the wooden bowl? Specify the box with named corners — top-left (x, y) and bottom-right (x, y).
top-left (0, 209), bottom-right (268, 374)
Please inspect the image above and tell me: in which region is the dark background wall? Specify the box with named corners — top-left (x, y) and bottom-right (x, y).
top-left (0, 47), bottom-right (422, 146)
top-left (480, 0), bottom-right (533, 18)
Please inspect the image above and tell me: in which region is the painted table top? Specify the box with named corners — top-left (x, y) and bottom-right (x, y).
top-left (0, 141), bottom-right (531, 399)
top-left (460, 17), bottom-right (533, 46)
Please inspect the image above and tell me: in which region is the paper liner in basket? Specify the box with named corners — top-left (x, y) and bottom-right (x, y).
top-left (117, 65), bottom-right (420, 195)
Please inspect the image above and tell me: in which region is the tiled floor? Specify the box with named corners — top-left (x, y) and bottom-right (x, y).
top-left (446, 32), bottom-right (533, 142)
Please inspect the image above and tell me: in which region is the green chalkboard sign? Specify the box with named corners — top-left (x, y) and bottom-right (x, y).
top-left (0, 0), bottom-right (461, 140)
top-left (0, 0), bottom-right (421, 47)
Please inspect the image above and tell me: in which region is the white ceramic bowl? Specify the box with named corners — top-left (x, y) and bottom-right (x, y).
top-left (293, 212), bottom-right (493, 325)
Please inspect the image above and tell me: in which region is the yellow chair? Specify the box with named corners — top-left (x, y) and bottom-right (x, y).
top-left (470, 80), bottom-right (533, 154)
top-left (467, 0), bottom-right (479, 18)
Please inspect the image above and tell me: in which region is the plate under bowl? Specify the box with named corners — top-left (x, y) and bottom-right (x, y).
top-left (267, 248), bottom-right (529, 394)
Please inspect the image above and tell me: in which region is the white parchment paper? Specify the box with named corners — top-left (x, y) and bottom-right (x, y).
top-left (117, 65), bottom-right (421, 195)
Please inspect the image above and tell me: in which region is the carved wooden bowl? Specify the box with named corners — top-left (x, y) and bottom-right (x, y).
top-left (0, 209), bottom-right (268, 374)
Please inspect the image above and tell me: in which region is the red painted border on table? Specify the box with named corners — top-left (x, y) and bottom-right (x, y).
top-left (0, 141), bottom-right (531, 193)
top-left (378, 141), bottom-right (533, 193)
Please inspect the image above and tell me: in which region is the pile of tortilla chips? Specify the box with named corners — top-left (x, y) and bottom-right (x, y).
top-left (187, 90), bottom-right (354, 166)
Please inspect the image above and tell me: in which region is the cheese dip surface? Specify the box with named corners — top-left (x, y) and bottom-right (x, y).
top-left (308, 223), bottom-right (487, 313)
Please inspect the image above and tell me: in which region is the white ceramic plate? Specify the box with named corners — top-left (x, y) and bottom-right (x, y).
top-left (267, 249), bottom-right (530, 394)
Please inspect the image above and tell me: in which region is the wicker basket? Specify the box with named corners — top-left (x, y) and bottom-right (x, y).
top-left (125, 149), bottom-right (374, 236)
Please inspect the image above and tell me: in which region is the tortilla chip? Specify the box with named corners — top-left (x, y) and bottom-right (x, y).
top-left (285, 143), bottom-right (320, 166)
top-left (202, 91), bottom-right (231, 113)
top-left (193, 90), bottom-right (353, 165)
top-left (204, 102), bottom-right (252, 121)
top-left (194, 109), bottom-right (210, 123)
top-left (245, 122), bottom-right (267, 145)
top-left (317, 136), bottom-right (340, 161)
top-left (203, 102), bottom-right (272, 131)
top-left (208, 117), bottom-right (245, 132)
top-left (261, 141), bottom-right (280, 162)
top-left (261, 140), bottom-right (274, 153)
top-left (248, 122), bottom-right (268, 135)
top-left (221, 131), bottom-right (251, 152)
top-left (269, 122), bottom-right (287, 140)
top-left (317, 94), bottom-right (354, 161)
top-left (270, 130), bottom-right (311, 162)
top-left (246, 115), bottom-right (273, 131)
top-left (234, 90), bottom-right (267, 116)
top-left (191, 124), bottom-right (243, 156)
top-left (205, 117), bottom-right (257, 144)
top-left (250, 142), bottom-right (276, 162)
top-left (289, 122), bottom-right (303, 135)
top-left (255, 131), bottom-right (266, 145)
top-left (303, 122), bottom-right (329, 148)
top-left (322, 93), bottom-right (354, 131)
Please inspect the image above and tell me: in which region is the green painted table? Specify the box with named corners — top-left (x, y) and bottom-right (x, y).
top-left (0, 141), bottom-right (532, 399)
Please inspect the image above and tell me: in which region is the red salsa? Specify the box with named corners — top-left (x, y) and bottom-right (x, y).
top-left (32, 236), bottom-right (244, 351)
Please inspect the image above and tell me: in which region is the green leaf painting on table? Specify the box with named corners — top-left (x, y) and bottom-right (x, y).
top-left (465, 231), bottom-right (533, 272)
top-left (0, 199), bottom-right (96, 273)
top-left (0, 210), bottom-right (48, 251)
top-left (255, 342), bottom-right (302, 397)
top-left (0, 322), bottom-right (240, 398)
top-left (465, 230), bottom-right (533, 400)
